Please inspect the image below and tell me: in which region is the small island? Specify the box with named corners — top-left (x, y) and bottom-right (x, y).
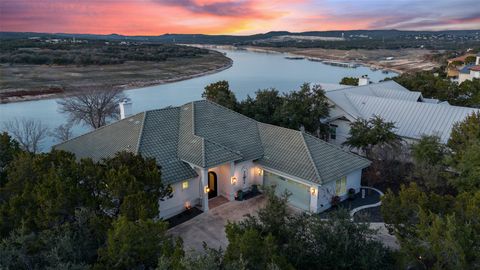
top-left (0, 38), bottom-right (232, 103)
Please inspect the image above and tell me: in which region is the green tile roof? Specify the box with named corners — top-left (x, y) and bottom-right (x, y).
top-left (55, 99), bottom-right (370, 185)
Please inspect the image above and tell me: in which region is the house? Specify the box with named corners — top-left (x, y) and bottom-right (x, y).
top-left (55, 100), bottom-right (370, 219)
top-left (321, 79), bottom-right (479, 145)
top-left (458, 54), bottom-right (480, 84)
top-left (446, 53), bottom-right (476, 78)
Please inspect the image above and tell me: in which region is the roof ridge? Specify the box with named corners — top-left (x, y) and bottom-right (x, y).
top-left (53, 112), bottom-right (144, 149)
top-left (349, 94), bottom-right (479, 111)
top-left (197, 99), bottom-right (258, 123)
top-left (135, 111), bottom-right (148, 154)
top-left (302, 132), bottom-right (370, 164)
top-left (203, 137), bottom-right (243, 158)
top-left (299, 131), bottom-right (322, 183)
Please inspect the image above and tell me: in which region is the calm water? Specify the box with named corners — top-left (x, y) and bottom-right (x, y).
top-left (0, 49), bottom-right (396, 150)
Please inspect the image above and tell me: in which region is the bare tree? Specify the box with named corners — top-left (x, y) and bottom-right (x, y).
top-left (57, 87), bottom-right (126, 129)
top-left (3, 118), bottom-right (49, 153)
top-left (51, 122), bottom-right (74, 142)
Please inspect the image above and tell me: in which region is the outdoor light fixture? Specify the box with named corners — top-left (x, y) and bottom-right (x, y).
top-left (231, 176), bottom-right (237, 185)
top-left (204, 186), bottom-right (210, 193)
top-left (257, 168), bottom-right (263, 176)
top-left (184, 201), bottom-right (191, 210)
top-left (310, 187), bottom-right (317, 196)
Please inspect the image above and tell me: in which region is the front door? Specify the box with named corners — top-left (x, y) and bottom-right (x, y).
top-left (208, 171), bottom-right (218, 199)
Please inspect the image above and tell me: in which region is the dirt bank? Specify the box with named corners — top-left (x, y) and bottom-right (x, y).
top-left (0, 51), bottom-right (232, 104)
top-left (247, 47), bottom-right (440, 74)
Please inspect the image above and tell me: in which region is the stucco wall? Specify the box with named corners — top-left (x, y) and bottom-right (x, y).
top-left (316, 169), bottom-right (363, 212)
top-left (159, 177), bottom-right (201, 219)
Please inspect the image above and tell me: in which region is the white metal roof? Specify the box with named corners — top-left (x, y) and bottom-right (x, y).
top-left (345, 94), bottom-right (478, 143)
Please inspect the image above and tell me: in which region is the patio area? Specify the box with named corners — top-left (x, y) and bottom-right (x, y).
top-left (319, 187), bottom-right (384, 221)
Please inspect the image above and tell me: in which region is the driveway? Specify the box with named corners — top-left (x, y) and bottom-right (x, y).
top-left (168, 195), bottom-right (267, 253)
top-left (168, 194), bottom-right (399, 253)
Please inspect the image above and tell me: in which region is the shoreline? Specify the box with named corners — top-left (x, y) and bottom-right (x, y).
top-left (0, 58), bottom-right (233, 104)
top-left (240, 46), bottom-right (439, 75)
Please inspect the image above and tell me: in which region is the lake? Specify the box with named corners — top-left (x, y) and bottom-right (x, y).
top-left (0, 48), bottom-right (397, 150)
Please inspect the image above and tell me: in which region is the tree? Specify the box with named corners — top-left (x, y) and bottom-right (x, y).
top-left (0, 132), bottom-right (21, 185)
top-left (343, 116), bottom-right (400, 159)
top-left (450, 141), bottom-right (480, 192)
top-left (239, 88), bottom-right (283, 125)
top-left (58, 87), bottom-right (126, 129)
top-left (382, 184), bottom-right (480, 269)
top-left (51, 122), bottom-right (74, 142)
top-left (2, 118), bottom-right (49, 153)
top-left (457, 78), bottom-right (480, 108)
top-left (410, 135), bottom-right (450, 193)
top-left (224, 188), bottom-right (393, 270)
top-left (448, 112), bottom-right (480, 162)
top-left (95, 216), bottom-right (176, 270)
top-left (277, 83), bottom-right (330, 136)
top-left (202, 80), bottom-right (237, 110)
top-left (339, 77), bottom-right (359, 86)
top-left (464, 55), bottom-right (476, 65)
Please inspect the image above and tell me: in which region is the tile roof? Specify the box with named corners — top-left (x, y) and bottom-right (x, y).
top-left (55, 112), bottom-right (145, 160)
top-left (257, 122), bottom-right (370, 184)
top-left (56, 100), bottom-right (370, 185)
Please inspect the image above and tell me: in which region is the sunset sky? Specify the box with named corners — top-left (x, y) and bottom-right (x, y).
top-left (1, 0), bottom-right (479, 35)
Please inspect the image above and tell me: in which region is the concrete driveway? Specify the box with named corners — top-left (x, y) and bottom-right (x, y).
top-left (168, 195), bottom-right (267, 253)
top-left (168, 194), bottom-right (399, 253)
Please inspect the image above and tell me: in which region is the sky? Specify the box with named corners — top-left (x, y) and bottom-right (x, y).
top-left (1, 0), bottom-right (479, 35)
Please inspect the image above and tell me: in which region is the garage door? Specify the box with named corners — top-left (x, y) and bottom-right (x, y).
top-left (263, 171), bottom-right (310, 211)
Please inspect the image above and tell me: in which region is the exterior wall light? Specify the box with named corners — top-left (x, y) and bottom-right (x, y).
top-left (257, 168), bottom-right (263, 176)
top-left (204, 186), bottom-right (210, 194)
top-left (310, 187), bottom-right (317, 196)
top-left (231, 176), bottom-right (237, 185)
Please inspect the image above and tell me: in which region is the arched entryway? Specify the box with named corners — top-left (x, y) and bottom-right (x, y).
top-left (208, 171), bottom-right (218, 199)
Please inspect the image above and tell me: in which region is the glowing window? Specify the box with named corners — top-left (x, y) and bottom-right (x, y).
top-left (335, 177), bottom-right (347, 195)
top-left (182, 181), bottom-right (189, 190)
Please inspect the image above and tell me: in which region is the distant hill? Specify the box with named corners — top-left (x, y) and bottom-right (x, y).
top-left (1, 30), bottom-right (479, 50)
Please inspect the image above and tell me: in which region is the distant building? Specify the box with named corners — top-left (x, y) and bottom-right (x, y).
top-left (458, 54), bottom-right (480, 84)
top-left (319, 79), bottom-right (478, 146)
top-left (447, 53), bottom-right (476, 78)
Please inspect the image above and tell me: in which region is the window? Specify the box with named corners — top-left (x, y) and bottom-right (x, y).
top-left (329, 124), bottom-right (337, 140)
top-left (335, 176), bottom-right (347, 196)
top-left (182, 181), bottom-right (189, 190)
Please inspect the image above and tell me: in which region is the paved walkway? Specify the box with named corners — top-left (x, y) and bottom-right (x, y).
top-left (168, 195), bottom-right (267, 253)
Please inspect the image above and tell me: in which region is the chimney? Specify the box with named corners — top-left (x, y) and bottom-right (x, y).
top-left (119, 98), bottom-right (132, 120)
top-left (476, 54), bottom-right (480, 65)
top-left (358, 75), bottom-right (370, 86)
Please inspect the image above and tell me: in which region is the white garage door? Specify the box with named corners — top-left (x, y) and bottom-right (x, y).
top-left (263, 171), bottom-right (310, 211)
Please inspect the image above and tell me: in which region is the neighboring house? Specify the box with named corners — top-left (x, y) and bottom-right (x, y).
top-left (446, 53), bottom-right (476, 78)
top-left (55, 100), bottom-right (370, 219)
top-left (321, 80), bottom-right (479, 146)
top-left (458, 54), bottom-right (480, 84)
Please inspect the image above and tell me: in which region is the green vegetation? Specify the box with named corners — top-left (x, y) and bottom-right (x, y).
top-left (343, 116), bottom-right (400, 159)
top-left (0, 39), bottom-right (210, 65)
top-left (388, 71), bottom-right (480, 108)
top-left (165, 189), bottom-right (394, 270)
top-left (0, 136), bottom-right (175, 269)
top-left (379, 113), bottom-right (480, 269)
top-left (339, 77), bottom-right (359, 86)
top-left (202, 81), bottom-right (330, 136)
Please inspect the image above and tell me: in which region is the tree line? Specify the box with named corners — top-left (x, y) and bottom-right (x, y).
top-left (0, 38), bottom-right (210, 66)
top-left (201, 80), bottom-right (331, 138)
